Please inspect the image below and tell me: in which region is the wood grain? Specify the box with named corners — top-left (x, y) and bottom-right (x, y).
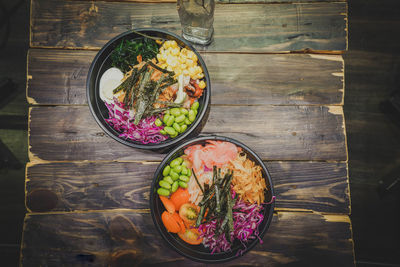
top-left (25, 161), bottom-right (349, 214)
top-left (30, 0), bottom-right (347, 52)
top-left (73, 0), bottom-right (346, 3)
top-left (27, 49), bottom-right (344, 105)
top-left (28, 105), bottom-right (346, 162)
top-left (20, 211), bottom-right (354, 266)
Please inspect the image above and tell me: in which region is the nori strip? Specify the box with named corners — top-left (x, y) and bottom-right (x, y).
top-left (133, 69), bottom-right (153, 124)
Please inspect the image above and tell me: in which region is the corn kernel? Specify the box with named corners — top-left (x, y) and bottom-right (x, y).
top-left (171, 48), bottom-right (179, 56)
top-left (186, 59), bottom-right (194, 67)
top-left (157, 54), bottom-right (163, 62)
top-left (191, 53), bottom-right (198, 62)
top-left (179, 63), bottom-right (187, 70)
top-left (187, 50), bottom-right (195, 60)
top-left (183, 69), bottom-right (189, 75)
top-left (197, 73), bottom-right (205, 79)
top-left (194, 66), bottom-right (202, 74)
top-left (160, 64), bottom-right (168, 69)
top-left (167, 66), bottom-right (173, 72)
top-left (170, 40), bottom-right (178, 48)
top-left (198, 80), bottom-right (206, 89)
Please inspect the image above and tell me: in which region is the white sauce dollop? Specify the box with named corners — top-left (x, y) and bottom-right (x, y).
top-left (99, 67), bottom-right (124, 104)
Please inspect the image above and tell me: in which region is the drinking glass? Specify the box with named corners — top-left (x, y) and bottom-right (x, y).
top-left (177, 0), bottom-right (215, 45)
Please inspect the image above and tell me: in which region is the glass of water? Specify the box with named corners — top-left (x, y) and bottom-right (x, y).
top-left (177, 0), bottom-right (215, 45)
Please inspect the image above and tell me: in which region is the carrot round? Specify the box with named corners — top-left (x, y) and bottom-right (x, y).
top-left (172, 212), bottom-right (186, 234)
top-left (159, 195), bottom-right (175, 214)
top-left (161, 211), bottom-right (180, 233)
top-left (170, 188), bottom-right (190, 211)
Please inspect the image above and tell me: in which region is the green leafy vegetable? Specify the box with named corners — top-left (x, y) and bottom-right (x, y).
top-left (110, 38), bottom-right (159, 72)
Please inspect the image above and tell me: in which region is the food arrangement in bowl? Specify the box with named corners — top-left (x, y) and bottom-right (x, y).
top-left (87, 29), bottom-right (210, 150)
top-left (150, 136), bottom-right (275, 263)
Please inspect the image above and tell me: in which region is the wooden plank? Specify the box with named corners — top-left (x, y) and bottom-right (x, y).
top-left (20, 211), bottom-right (354, 266)
top-left (27, 49), bottom-right (344, 105)
top-left (30, 0), bottom-right (347, 52)
top-left (28, 105), bottom-right (347, 162)
top-left (73, 0), bottom-right (346, 3)
top-left (25, 161), bottom-right (350, 214)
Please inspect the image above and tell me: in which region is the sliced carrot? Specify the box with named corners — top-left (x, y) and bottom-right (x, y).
top-left (137, 54), bottom-right (142, 63)
top-left (172, 212), bottom-right (186, 234)
top-left (159, 195), bottom-right (175, 214)
top-left (161, 211), bottom-right (180, 233)
top-left (170, 188), bottom-right (190, 211)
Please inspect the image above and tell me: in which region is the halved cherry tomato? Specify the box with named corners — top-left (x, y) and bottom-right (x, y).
top-left (179, 203), bottom-right (200, 225)
top-left (161, 211), bottom-right (180, 233)
top-left (172, 212), bottom-right (186, 234)
top-left (170, 188), bottom-right (190, 211)
top-left (159, 195), bottom-right (175, 214)
top-left (178, 228), bottom-right (203, 245)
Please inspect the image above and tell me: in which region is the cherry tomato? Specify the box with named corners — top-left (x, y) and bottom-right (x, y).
top-left (178, 228), bottom-right (203, 245)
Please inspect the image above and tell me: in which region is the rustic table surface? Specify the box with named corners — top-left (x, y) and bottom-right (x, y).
top-left (22, 0), bottom-right (352, 266)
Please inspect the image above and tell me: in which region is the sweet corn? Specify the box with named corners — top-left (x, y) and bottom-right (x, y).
top-left (198, 80), bottom-right (206, 89)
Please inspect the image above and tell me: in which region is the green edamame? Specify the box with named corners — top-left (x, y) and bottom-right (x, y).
top-left (157, 188), bottom-right (170, 196)
top-left (178, 181), bottom-right (188, 188)
top-left (175, 114), bottom-right (186, 123)
top-left (188, 110), bottom-right (196, 122)
top-left (159, 180), bottom-right (171, 189)
top-left (164, 126), bottom-right (176, 136)
top-left (163, 114), bottom-right (170, 124)
top-left (162, 165), bottom-right (171, 176)
top-left (181, 166), bottom-right (188, 175)
top-left (179, 124), bottom-right (187, 133)
top-left (173, 122), bottom-right (181, 133)
top-left (171, 181), bottom-right (179, 192)
top-left (170, 170), bottom-right (179, 180)
top-left (180, 108), bottom-right (189, 115)
top-left (160, 129), bottom-right (167, 135)
top-left (191, 101), bottom-right (199, 110)
top-left (173, 165), bottom-right (182, 174)
top-left (181, 161), bottom-right (187, 167)
top-left (187, 168), bottom-right (192, 177)
top-left (166, 116), bottom-right (175, 127)
top-left (171, 132), bottom-right (178, 138)
top-left (179, 175), bottom-right (190, 182)
top-left (170, 108), bottom-right (181, 117)
top-left (185, 118), bottom-right (192, 125)
top-left (155, 118), bottom-right (162, 127)
top-left (163, 176), bottom-right (173, 184)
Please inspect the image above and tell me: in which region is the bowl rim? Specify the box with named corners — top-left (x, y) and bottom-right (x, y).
top-left (86, 28), bottom-right (211, 150)
top-left (149, 135), bottom-right (275, 263)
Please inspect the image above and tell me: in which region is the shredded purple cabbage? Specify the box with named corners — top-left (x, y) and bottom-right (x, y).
top-left (198, 197), bottom-right (265, 255)
top-left (104, 100), bottom-right (168, 144)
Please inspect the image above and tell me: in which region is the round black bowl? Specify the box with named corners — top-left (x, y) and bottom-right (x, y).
top-left (86, 29), bottom-right (211, 152)
top-left (150, 135), bottom-right (275, 263)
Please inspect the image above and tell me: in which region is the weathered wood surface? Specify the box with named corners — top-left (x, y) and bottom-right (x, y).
top-left (73, 0), bottom-right (346, 3)
top-left (26, 161), bottom-right (349, 214)
top-left (30, 0), bottom-right (347, 52)
top-left (27, 49), bottom-right (344, 105)
top-left (29, 105), bottom-right (346, 162)
top-left (21, 211), bottom-right (354, 266)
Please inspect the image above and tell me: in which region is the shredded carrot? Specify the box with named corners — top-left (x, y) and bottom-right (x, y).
top-left (229, 153), bottom-right (267, 205)
top-left (137, 54), bottom-right (142, 63)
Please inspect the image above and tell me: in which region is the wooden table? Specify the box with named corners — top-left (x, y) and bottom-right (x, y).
top-left (22, 0), bottom-right (352, 265)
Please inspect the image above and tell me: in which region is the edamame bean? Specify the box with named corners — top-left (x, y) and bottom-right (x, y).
top-left (171, 181), bottom-right (179, 192)
top-left (166, 116), bottom-right (175, 127)
top-left (165, 109), bottom-right (170, 115)
top-left (179, 125), bottom-right (187, 133)
top-left (185, 118), bottom-right (192, 125)
top-left (179, 175), bottom-right (190, 182)
top-left (164, 126), bottom-right (176, 136)
top-left (155, 118), bottom-right (162, 127)
top-left (175, 114), bottom-right (186, 123)
top-left (173, 165), bottom-right (182, 174)
top-left (159, 180), bottom-right (171, 189)
top-left (173, 122), bottom-right (181, 133)
top-left (178, 121), bottom-right (185, 126)
top-left (176, 158), bottom-right (183, 165)
top-left (181, 161), bottom-right (188, 167)
top-left (191, 101), bottom-right (199, 110)
top-left (180, 108), bottom-right (189, 115)
top-left (194, 110), bottom-right (198, 115)
top-left (188, 110), bottom-right (196, 122)
top-left (157, 188), bottom-right (170, 196)
top-left (170, 158), bottom-right (180, 167)
top-left (163, 114), bottom-right (170, 124)
top-left (162, 165), bottom-right (171, 176)
top-left (160, 129), bottom-right (167, 135)
top-left (178, 181), bottom-right (188, 188)
top-left (163, 176), bottom-right (173, 184)
top-left (170, 170), bottom-right (179, 180)
top-left (171, 132), bottom-right (178, 138)
top-left (170, 108), bottom-right (181, 117)
top-left (187, 168), bottom-right (192, 177)
top-left (181, 166), bottom-right (188, 175)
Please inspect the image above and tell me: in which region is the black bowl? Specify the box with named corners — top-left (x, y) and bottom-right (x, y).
top-left (150, 135), bottom-right (275, 263)
top-left (86, 29), bottom-right (211, 152)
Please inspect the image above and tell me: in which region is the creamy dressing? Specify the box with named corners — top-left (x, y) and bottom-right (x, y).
top-left (99, 67), bottom-right (124, 104)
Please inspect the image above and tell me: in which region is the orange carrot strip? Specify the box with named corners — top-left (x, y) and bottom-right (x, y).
top-left (161, 211), bottom-right (180, 233)
top-left (172, 212), bottom-right (186, 233)
top-left (137, 54), bottom-right (142, 63)
top-left (159, 195), bottom-right (176, 214)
